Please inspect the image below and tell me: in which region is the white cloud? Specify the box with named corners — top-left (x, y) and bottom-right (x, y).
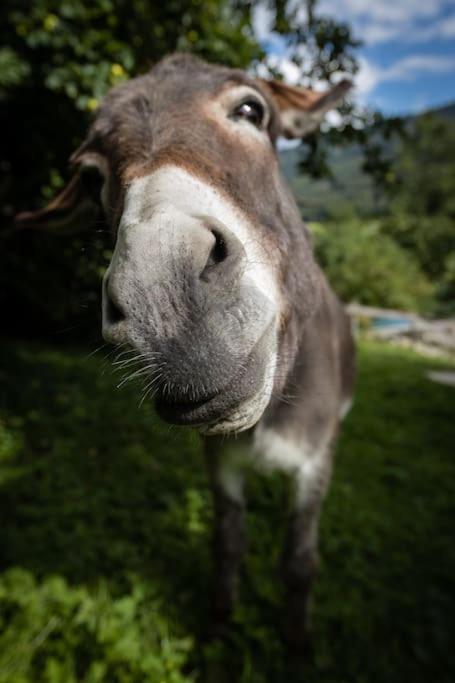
top-left (317, 0), bottom-right (455, 44)
top-left (257, 48), bottom-right (455, 110)
top-left (252, 4), bottom-right (289, 55)
top-left (253, 0), bottom-right (455, 114)
top-left (353, 54), bottom-right (455, 101)
top-left (255, 0), bottom-right (455, 50)
top-left (439, 14), bottom-right (455, 38)
top-left (260, 52), bottom-right (311, 85)
top-left (355, 57), bottom-right (381, 96)
top-left (252, 3), bottom-right (273, 42)
top-left (409, 14), bottom-right (455, 41)
top-left (324, 109), bottom-right (344, 127)
top-left (386, 55), bottom-right (455, 79)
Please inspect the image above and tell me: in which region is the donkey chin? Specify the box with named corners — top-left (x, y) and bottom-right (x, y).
top-left (104, 334), bottom-right (278, 434)
top-left (157, 318), bottom-right (278, 436)
top-left (155, 332), bottom-right (278, 436)
top-left (105, 302), bottom-right (277, 435)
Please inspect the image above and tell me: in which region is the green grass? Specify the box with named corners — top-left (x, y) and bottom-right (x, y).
top-left (0, 339), bottom-right (454, 682)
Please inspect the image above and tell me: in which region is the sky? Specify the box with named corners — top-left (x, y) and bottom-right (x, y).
top-left (254, 0), bottom-right (455, 116)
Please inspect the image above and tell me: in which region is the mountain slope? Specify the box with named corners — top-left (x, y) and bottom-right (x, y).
top-left (279, 102), bottom-right (455, 221)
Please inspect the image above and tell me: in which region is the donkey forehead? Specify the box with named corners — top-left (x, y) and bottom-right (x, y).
top-left (141, 54), bottom-right (274, 109)
top-left (90, 56), bottom-right (278, 169)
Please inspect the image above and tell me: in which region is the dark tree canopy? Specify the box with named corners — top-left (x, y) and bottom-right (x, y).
top-left (0, 0), bottom-right (363, 219)
top-left (0, 0), bottom-right (367, 339)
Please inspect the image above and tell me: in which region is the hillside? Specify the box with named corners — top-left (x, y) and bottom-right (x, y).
top-left (279, 144), bottom-right (384, 220)
top-left (279, 102), bottom-right (455, 221)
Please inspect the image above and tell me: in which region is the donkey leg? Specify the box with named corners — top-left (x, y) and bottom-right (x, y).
top-left (280, 458), bottom-right (331, 651)
top-left (205, 440), bottom-right (246, 636)
top-left (280, 498), bottom-right (322, 651)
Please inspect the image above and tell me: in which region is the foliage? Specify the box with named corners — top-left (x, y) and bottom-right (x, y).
top-left (0, 0), bottom-right (263, 339)
top-left (0, 0), bottom-right (450, 343)
top-left (0, 227), bottom-right (111, 340)
top-left (1, 339), bottom-right (455, 682)
top-left (260, 0), bottom-right (405, 181)
top-left (0, 0), bottom-right (360, 222)
top-left (312, 219), bottom-right (434, 312)
top-left (297, 106), bottom-right (405, 184)
top-left (0, 46), bottom-right (30, 90)
top-left (0, 0), bottom-right (364, 341)
top-left (0, 570), bottom-right (193, 683)
top-left (282, 109), bottom-right (455, 316)
top-left (263, 0), bottom-right (360, 83)
top-left (1, 0), bottom-right (259, 111)
top-left (380, 114), bottom-right (455, 314)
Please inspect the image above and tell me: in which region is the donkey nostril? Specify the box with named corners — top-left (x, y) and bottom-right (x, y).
top-left (207, 230), bottom-right (227, 268)
top-left (200, 223), bottom-right (245, 284)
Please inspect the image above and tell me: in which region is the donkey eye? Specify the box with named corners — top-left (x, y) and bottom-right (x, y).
top-left (232, 100), bottom-right (265, 128)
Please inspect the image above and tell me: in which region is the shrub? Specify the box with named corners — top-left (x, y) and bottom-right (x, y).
top-left (0, 569), bottom-right (193, 683)
top-left (312, 219), bottom-right (434, 312)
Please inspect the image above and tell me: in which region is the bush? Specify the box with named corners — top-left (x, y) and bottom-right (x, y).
top-left (381, 212), bottom-right (455, 316)
top-left (312, 219), bottom-right (434, 312)
top-left (436, 250), bottom-right (455, 316)
top-left (0, 569), bottom-right (193, 683)
top-left (0, 0), bottom-right (261, 342)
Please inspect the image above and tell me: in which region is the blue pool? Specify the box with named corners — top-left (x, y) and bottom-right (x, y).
top-left (372, 316), bottom-right (412, 331)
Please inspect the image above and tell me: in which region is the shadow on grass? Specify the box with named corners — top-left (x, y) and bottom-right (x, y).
top-left (0, 339), bottom-right (454, 682)
top-left (0, 341), bottom-right (212, 614)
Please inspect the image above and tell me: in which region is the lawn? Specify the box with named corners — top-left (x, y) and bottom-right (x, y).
top-left (0, 339), bottom-right (454, 683)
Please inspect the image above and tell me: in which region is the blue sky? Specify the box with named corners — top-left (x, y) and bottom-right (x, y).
top-left (254, 0), bottom-right (455, 115)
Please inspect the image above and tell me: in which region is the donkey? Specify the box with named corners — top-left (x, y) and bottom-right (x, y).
top-left (17, 53), bottom-right (355, 650)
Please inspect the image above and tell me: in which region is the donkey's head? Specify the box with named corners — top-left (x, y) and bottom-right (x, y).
top-left (18, 54), bottom-right (350, 434)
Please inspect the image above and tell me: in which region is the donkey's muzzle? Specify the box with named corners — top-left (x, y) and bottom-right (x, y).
top-left (102, 215), bottom-right (246, 345)
top-left (152, 320), bottom-right (273, 427)
top-left (102, 210), bottom-right (276, 429)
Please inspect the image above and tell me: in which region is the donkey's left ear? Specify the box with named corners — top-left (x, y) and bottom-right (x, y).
top-left (260, 78), bottom-right (352, 138)
top-left (14, 151), bottom-right (106, 233)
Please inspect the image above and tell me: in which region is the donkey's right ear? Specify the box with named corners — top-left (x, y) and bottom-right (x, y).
top-left (15, 152), bottom-right (107, 233)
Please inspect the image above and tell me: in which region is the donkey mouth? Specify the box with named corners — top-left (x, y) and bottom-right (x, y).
top-left (154, 362), bottom-right (252, 425)
top-left (151, 320), bottom-right (276, 429)
top-left (154, 339), bottom-right (271, 427)
top-left (155, 390), bottom-right (237, 426)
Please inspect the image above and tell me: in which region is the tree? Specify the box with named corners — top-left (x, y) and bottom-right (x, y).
top-left (0, 0), bottom-right (365, 337)
top-left (313, 219), bottom-right (433, 313)
top-left (0, 0), bottom-right (261, 219)
top-left (381, 113), bottom-right (455, 314)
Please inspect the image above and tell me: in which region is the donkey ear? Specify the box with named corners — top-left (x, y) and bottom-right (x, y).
top-left (261, 78), bottom-right (351, 139)
top-left (15, 152), bottom-right (106, 233)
